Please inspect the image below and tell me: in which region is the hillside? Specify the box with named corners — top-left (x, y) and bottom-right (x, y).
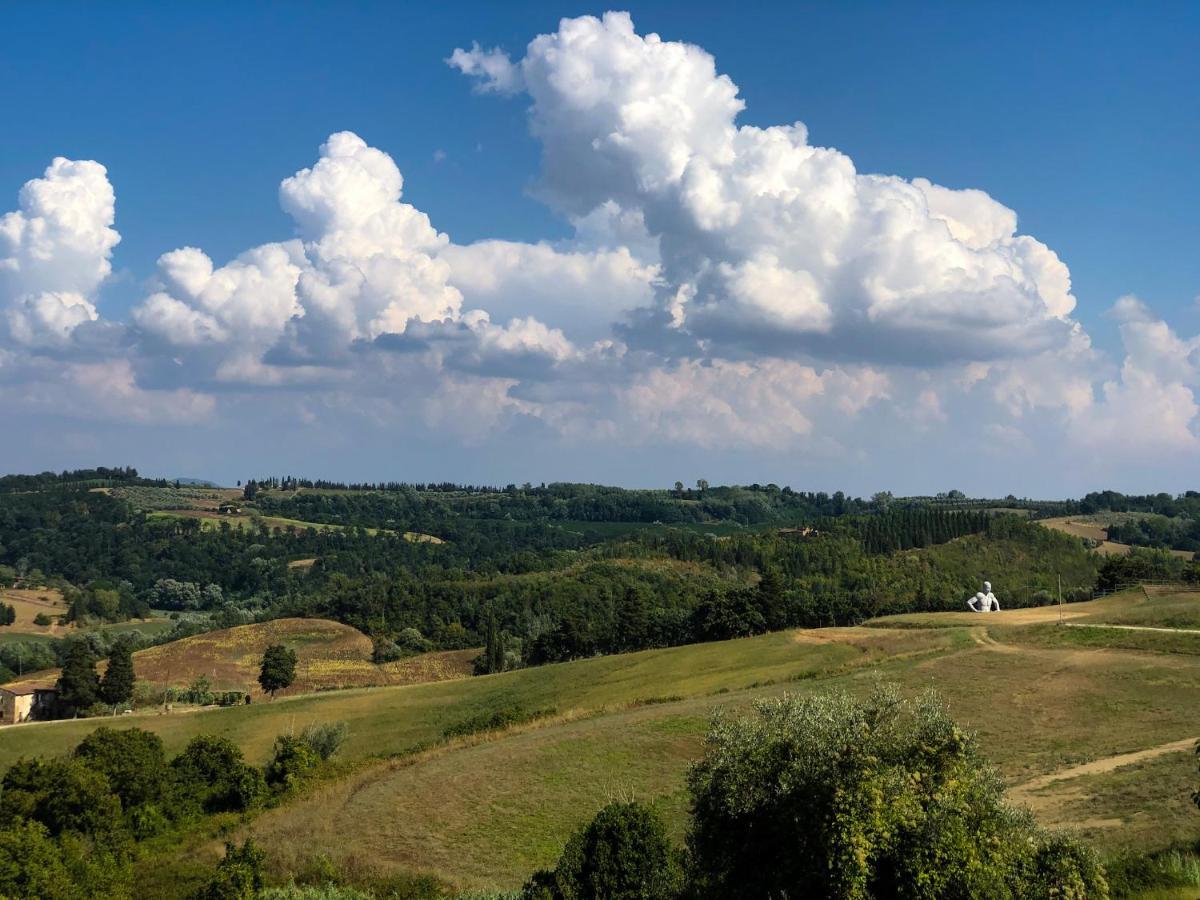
top-left (1041, 515), bottom-right (1196, 560)
top-left (0, 589), bottom-right (1198, 894)
top-left (7, 618), bottom-right (476, 698)
top-left (0, 586), bottom-right (68, 635)
top-left (0, 586), bottom-right (171, 643)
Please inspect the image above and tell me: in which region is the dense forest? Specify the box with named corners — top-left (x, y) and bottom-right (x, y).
top-left (0, 471), bottom-right (1196, 683)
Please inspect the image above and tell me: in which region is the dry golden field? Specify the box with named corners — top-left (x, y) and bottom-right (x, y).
top-left (131, 618), bottom-right (475, 694)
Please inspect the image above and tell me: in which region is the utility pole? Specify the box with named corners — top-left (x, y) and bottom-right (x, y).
top-left (1057, 574), bottom-right (1064, 626)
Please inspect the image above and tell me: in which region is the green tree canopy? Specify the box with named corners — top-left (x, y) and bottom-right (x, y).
top-left (74, 727), bottom-right (167, 812)
top-left (685, 685), bottom-right (1108, 899)
top-left (170, 735), bottom-right (265, 814)
top-left (258, 644), bottom-right (297, 698)
top-left (524, 801), bottom-right (682, 900)
top-left (99, 636), bottom-right (136, 709)
top-left (56, 640), bottom-right (100, 714)
top-left (0, 820), bottom-right (80, 900)
top-left (0, 757), bottom-right (124, 845)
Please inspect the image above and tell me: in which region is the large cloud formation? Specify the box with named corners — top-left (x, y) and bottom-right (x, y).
top-left (0, 11), bottom-right (1195, 488)
top-left (0, 157), bottom-right (119, 348)
top-left (452, 12), bottom-right (1078, 365)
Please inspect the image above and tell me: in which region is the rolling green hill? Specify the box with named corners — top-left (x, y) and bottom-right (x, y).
top-left (2, 589), bottom-right (1199, 895)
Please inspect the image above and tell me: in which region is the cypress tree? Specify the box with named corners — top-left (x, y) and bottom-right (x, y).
top-left (99, 636), bottom-right (136, 711)
top-left (56, 641), bottom-right (100, 714)
top-left (483, 611), bottom-right (505, 673)
top-left (756, 567), bottom-right (787, 631)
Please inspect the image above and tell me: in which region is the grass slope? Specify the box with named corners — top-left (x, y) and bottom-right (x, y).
top-left (2, 591), bottom-right (1200, 892)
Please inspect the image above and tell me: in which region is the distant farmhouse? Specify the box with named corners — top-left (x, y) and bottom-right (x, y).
top-left (0, 682), bottom-right (56, 724)
top-left (218, 501), bottom-right (242, 515)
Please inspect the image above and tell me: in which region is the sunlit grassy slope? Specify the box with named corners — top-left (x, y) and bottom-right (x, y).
top-left (3, 589), bottom-right (1200, 892)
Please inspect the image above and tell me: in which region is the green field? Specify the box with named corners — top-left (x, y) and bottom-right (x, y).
top-left (1, 589), bottom-right (1199, 893)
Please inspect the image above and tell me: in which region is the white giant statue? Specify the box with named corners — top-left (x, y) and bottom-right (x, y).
top-left (967, 581), bottom-right (1000, 612)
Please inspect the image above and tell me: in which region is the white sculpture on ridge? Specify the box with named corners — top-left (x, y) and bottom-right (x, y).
top-left (967, 581), bottom-right (1000, 612)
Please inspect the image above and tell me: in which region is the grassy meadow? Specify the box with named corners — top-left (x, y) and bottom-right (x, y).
top-left (0, 589), bottom-right (1198, 892)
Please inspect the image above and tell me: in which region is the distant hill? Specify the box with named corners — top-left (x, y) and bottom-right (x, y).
top-left (5, 618), bottom-right (476, 699)
top-left (131, 617), bottom-right (475, 696)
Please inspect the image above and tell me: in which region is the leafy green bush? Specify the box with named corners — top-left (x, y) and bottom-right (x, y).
top-left (523, 801), bottom-right (682, 899)
top-left (32, 612), bottom-right (53, 626)
top-left (193, 839), bottom-right (265, 900)
top-left (170, 735), bottom-right (266, 814)
top-left (73, 727), bottom-right (168, 812)
top-left (265, 734), bottom-right (321, 790)
top-left (0, 820), bottom-right (78, 899)
top-left (685, 685), bottom-right (1108, 899)
top-left (371, 637), bottom-right (405, 663)
top-left (0, 757), bottom-right (125, 844)
top-left (1104, 848), bottom-right (1200, 896)
top-left (299, 721), bottom-right (349, 761)
top-left (396, 627), bottom-right (432, 653)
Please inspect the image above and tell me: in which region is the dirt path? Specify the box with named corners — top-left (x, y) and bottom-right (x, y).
top-left (1010, 736), bottom-right (1198, 808)
top-left (1064, 623), bottom-right (1200, 636)
top-left (969, 627), bottom-right (1021, 654)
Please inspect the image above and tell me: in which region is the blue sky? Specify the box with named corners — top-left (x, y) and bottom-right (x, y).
top-left (1, 3), bottom-right (1197, 493)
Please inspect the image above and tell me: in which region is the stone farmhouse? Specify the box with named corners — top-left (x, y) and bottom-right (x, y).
top-left (0, 682), bottom-right (56, 724)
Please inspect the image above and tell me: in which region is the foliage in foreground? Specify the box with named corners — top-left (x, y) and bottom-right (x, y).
top-left (523, 801), bottom-right (682, 899)
top-left (525, 686), bottom-right (1109, 900)
top-left (0, 720), bottom-right (349, 898)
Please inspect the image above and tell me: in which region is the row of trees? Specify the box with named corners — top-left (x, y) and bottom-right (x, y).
top-left (56, 637), bottom-right (136, 716)
top-left (0, 721), bottom-right (348, 898)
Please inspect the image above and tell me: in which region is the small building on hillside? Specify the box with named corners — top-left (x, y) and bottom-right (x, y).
top-left (0, 684), bottom-right (56, 724)
top-left (218, 501), bottom-right (242, 515)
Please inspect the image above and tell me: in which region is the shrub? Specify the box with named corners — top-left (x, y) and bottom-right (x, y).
top-left (396, 627), bottom-right (432, 653)
top-left (73, 727), bottom-right (168, 812)
top-left (32, 612), bottom-right (52, 626)
top-left (0, 820), bottom-right (78, 899)
top-left (194, 839), bottom-right (265, 900)
top-left (299, 721), bottom-right (349, 761)
top-left (171, 735), bottom-right (266, 813)
top-left (1105, 848), bottom-right (1200, 896)
top-left (523, 801), bottom-right (682, 900)
top-left (265, 734), bottom-right (321, 790)
top-left (685, 685), bottom-right (1108, 899)
top-left (371, 637), bottom-right (404, 664)
top-left (0, 757), bottom-right (125, 845)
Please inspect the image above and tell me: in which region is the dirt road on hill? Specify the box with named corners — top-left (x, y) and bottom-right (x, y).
top-left (1010, 736), bottom-right (1198, 811)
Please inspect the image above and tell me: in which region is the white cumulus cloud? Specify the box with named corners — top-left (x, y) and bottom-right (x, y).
top-left (0, 157), bottom-right (119, 347)
top-left (457, 11), bottom-right (1078, 365)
